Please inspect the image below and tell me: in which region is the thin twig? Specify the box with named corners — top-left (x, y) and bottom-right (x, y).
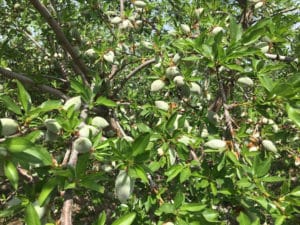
top-left (0, 67), bottom-right (68, 100)
top-left (113, 58), bottom-right (156, 95)
top-left (29, 0), bottom-right (89, 86)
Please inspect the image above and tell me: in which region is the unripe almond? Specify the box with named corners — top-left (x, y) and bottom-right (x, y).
top-left (103, 51), bottom-right (115, 63)
top-left (119, 19), bottom-right (133, 30)
top-left (151, 79), bottom-right (165, 92)
top-left (0, 118), bottom-right (19, 136)
top-left (166, 66), bottom-right (180, 77)
top-left (44, 119), bottom-right (61, 134)
top-left (155, 101), bottom-right (169, 111)
top-left (141, 41), bottom-right (153, 49)
top-left (134, 0), bottom-right (147, 8)
top-left (181, 24), bottom-right (190, 34)
top-left (73, 137), bottom-right (92, 153)
top-left (45, 130), bottom-right (58, 142)
top-left (0, 147), bottom-right (8, 157)
top-left (255, 1), bottom-right (264, 9)
top-left (123, 136), bottom-right (134, 142)
top-left (190, 82), bottom-right (201, 94)
top-left (115, 170), bottom-right (135, 203)
top-left (237, 77), bottom-right (254, 87)
top-left (85, 48), bottom-right (96, 56)
top-left (63, 96), bottom-right (81, 111)
top-left (194, 8), bottom-right (204, 17)
top-left (211, 26), bottom-right (224, 34)
top-left (204, 139), bottom-right (226, 149)
top-left (262, 140), bottom-right (277, 153)
top-left (173, 76), bottom-right (185, 86)
top-left (91, 116), bottom-right (110, 129)
top-left (78, 125), bottom-right (99, 137)
top-left (172, 53), bottom-right (181, 64)
top-left (110, 16), bottom-right (122, 24)
top-left (33, 201), bottom-right (46, 219)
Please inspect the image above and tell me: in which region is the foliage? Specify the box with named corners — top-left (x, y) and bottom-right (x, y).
top-left (0, 0), bottom-right (300, 224)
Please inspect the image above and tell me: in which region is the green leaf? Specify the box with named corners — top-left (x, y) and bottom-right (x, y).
top-left (253, 156), bottom-right (271, 178)
top-left (94, 212), bottom-right (106, 225)
top-left (180, 203), bottom-right (206, 212)
top-left (272, 83), bottom-right (295, 97)
top-left (111, 212), bottom-right (136, 225)
top-left (224, 64), bottom-right (244, 72)
top-left (180, 167), bottom-right (191, 183)
top-left (22, 146), bottom-right (52, 166)
top-left (237, 212), bottom-right (251, 225)
top-left (258, 74), bottom-right (275, 92)
top-left (174, 191), bottom-right (185, 209)
top-left (4, 161), bottom-right (19, 190)
top-left (0, 95), bottom-right (22, 115)
top-left (202, 209), bottom-right (219, 222)
top-left (286, 104), bottom-right (300, 127)
top-left (38, 178), bottom-right (59, 206)
top-left (4, 137), bottom-right (32, 153)
top-left (289, 186), bottom-right (300, 197)
top-left (129, 165), bottom-right (148, 183)
top-left (165, 164), bottom-right (183, 182)
top-left (95, 96), bottom-right (117, 107)
top-left (229, 16), bottom-right (243, 43)
top-left (275, 215), bottom-right (286, 225)
top-left (16, 80), bottom-right (32, 113)
top-left (132, 133), bottom-right (150, 156)
top-left (25, 203), bottom-right (41, 225)
top-left (259, 176), bottom-right (285, 183)
top-left (155, 203), bottom-right (176, 216)
top-left (166, 112), bottom-right (178, 130)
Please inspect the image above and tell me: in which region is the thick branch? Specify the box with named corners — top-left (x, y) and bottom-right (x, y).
top-left (29, 0), bottom-right (89, 85)
top-left (113, 58), bottom-right (156, 95)
top-left (0, 67), bottom-right (68, 100)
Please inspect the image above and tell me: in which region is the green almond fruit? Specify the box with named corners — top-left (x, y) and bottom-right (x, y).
top-left (155, 101), bottom-right (169, 111)
top-left (79, 125), bottom-right (99, 137)
top-left (166, 66), bottom-right (180, 77)
top-left (237, 77), bottom-right (254, 87)
top-left (204, 139), bottom-right (226, 149)
top-left (211, 26), bottom-right (224, 35)
top-left (103, 51), bottom-right (115, 63)
top-left (151, 79), bottom-right (165, 92)
top-left (110, 16), bottom-right (122, 24)
top-left (73, 137), bottom-right (92, 153)
top-left (63, 96), bottom-right (81, 111)
top-left (45, 130), bottom-right (59, 142)
top-left (91, 117), bottom-right (110, 129)
top-left (173, 76), bottom-right (185, 86)
top-left (115, 170), bottom-right (135, 203)
top-left (262, 140), bottom-right (277, 153)
top-left (181, 24), bottom-right (190, 34)
top-left (190, 82), bottom-right (201, 94)
top-left (0, 118), bottom-right (19, 136)
top-left (134, 0), bottom-right (147, 8)
top-left (44, 119), bottom-right (61, 134)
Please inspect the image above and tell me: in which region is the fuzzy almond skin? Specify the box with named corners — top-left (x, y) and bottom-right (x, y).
top-left (237, 77), bottom-right (254, 87)
top-left (134, 0), bottom-right (146, 8)
top-left (73, 137), bottom-right (92, 153)
top-left (78, 125), bottom-right (99, 137)
top-left (155, 101), bottom-right (169, 111)
top-left (91, 117), bottom-right (109, 129)
top-left (44, 119), bottom-right (61, 134)
top-left (63, 96), bottom-right (81, 111)
top-left (151, 79), bottom-right (165, 92)
top-left (115, 170), bottom-right (135, 203)
top-left (0, 118), bottom-right (19, 136)
top-left (262, 140), bottom-right (277, 153)
top-left (204, 139), bottom-right (226, 149)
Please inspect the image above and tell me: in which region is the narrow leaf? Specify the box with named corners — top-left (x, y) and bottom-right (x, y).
top-left (95, 96), bottom-right (117, 107)
top-left (132, 133), bottom-right (150, 156)
top-left (25, 203), bottom-right (41, 225)
top-left (111, 212), bottom-right (136, 225)
top-left (4, 161), bottom-right (19, 190)
top-left (16, 80), bottom-right (32, 113)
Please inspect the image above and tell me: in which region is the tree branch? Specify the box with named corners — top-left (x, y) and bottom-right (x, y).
top-left (0, 67), bottom-right (68, 100)
top-left (113, 58), bottom-right (156, 95)
top-left (29, 0), bottom-right (90, 86)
